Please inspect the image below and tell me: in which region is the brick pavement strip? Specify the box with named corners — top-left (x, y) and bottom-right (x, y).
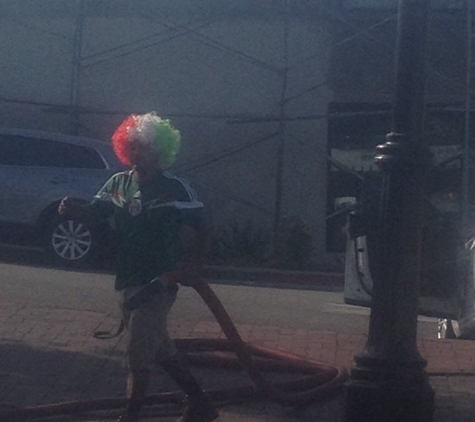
top-left (4, 303), bottom-right (475, 422)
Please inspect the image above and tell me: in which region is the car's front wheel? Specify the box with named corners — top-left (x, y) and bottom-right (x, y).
top-left (45, 216), bottom-right (101, 267)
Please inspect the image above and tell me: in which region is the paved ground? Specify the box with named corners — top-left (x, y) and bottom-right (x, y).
top-left (0, 269), bottom-right (475, 421)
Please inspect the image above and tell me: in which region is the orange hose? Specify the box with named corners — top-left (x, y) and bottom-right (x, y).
top-left (0, 279), bottom-right (347, 421)
top-left (191, 280), bottom-right (348, 406)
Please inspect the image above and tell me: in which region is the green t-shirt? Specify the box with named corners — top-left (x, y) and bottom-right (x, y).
top-left (91, 170), bottom-right (204, 290)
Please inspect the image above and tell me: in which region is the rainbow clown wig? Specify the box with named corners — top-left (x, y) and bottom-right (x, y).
top-left (111, 112), bottom-right (181, 169)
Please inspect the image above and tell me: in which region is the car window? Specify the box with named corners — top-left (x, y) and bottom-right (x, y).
top-left (0, 135), bottom-right (106, 169)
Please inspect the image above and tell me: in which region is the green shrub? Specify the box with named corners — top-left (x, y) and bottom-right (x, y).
top-left (208, 217), bottom-right (314, 270)
top-left (272, 217), bottom-right (313, 270)
top-left (209, 221), bottom-right (271, 266)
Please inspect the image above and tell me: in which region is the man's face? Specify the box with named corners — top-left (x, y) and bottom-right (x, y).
top-left (128, 139), bottom-right (161, 171)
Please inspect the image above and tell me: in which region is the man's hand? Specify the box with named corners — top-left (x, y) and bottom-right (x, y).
top-left (58, 196), bottom-right (82, 217)
top-left (58, 196), bottom-right (73, 215)
top-left (179, 262), bottom-right (204, 286)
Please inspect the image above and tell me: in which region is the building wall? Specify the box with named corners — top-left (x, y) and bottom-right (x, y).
top-left (0, 1), bottom-right (333, 266)
top-left (325, 3), bottom-right (472, 252)
top-left (330, 4), bottom-right (468, 105)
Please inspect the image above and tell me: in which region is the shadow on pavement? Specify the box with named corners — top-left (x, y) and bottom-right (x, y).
top-left (0, 246), bottom-right (115, 275)
top-left (0, 341), bottom-right (126, 408)
top-left (0, 340), bottom-right (350, 422)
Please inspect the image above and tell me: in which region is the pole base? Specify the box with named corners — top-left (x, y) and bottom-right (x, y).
top-left (344, 365), bottom-right (434, 422)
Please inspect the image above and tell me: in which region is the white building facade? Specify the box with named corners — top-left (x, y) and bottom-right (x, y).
top-left (0, 1), bottom-right (335, 267)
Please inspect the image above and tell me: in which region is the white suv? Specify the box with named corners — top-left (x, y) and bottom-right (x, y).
top-left (0, 128), bottom-right (125, 267)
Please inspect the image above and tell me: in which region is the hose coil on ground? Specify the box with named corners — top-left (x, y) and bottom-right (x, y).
top-left (0, 280), bottom-right (348, 421)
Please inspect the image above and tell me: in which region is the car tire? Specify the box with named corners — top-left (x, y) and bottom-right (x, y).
top-left (44, 215), bottom-right (102, 268)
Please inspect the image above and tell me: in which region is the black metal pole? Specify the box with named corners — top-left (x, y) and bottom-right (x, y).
top-left (70, 0), bottom-right (85, 135)
top-left (461, 0), bottom-right (473, 228)
top-left (273, 0), bottom-right (290, 243)
top-left (343, 1), bottom-right (434, 421)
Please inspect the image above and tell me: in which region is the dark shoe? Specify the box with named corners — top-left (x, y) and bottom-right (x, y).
top-left (116, 411), bottom-right (140, 422)
top-left (161, 354), bottom-right (203, 397)
top-left (177, 395), bottom-right (219, 422)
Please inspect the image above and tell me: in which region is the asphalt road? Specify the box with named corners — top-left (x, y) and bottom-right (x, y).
top-left (0, 247), bottom-right (440, 340)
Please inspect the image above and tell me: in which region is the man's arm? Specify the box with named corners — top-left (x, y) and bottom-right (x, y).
top-left (178, 208), bottom-right (210, 285)
top-left (58, 196), bottom-right (96, 222)
top-left (58, 174), bottom-right (118, 221)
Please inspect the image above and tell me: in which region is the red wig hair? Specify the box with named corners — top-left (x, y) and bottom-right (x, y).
top-left (111, 115), bottom-right (137, 166)
top-left (111, 113), bottom-right (180, 168)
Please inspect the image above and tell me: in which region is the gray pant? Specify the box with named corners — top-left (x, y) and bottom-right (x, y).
top-left (121, 284), bottom-right (178, 372)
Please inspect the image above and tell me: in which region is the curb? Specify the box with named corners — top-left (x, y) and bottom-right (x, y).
top-left (204, 265), bottom-right (345, 291)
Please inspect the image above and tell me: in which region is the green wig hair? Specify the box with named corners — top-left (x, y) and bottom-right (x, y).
top-left (112, 112), bottom-right (181, 169)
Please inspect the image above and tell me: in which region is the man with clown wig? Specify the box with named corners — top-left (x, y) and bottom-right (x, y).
top-left (59, 112), bottom-right (218, 422)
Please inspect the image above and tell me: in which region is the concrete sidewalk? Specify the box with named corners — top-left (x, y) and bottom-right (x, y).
top-left (1, 281), bottom-right (475, 422)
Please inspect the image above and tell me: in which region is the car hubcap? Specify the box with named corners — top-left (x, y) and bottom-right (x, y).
top-left (52, 220), bottom-right (92, 261)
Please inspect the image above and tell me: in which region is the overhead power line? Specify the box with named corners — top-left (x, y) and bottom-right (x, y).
top-left (182, 132), bottom-right (279, 173)
top-left (81, 7), bottom-right (281, 74)
top-left (82, 20), bottom-right (217, 69)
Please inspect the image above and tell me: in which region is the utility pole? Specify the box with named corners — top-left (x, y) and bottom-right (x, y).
top-left (344, 1), bottom-right (434, 421)
top-left (462, 0), bottom-right (473, 228)
top-left (272, 0), bottom-right (291, 260)
top-left (70, 0), bottom-right (86, 135)
top-left (273, 0), bottom-right (290, 242)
